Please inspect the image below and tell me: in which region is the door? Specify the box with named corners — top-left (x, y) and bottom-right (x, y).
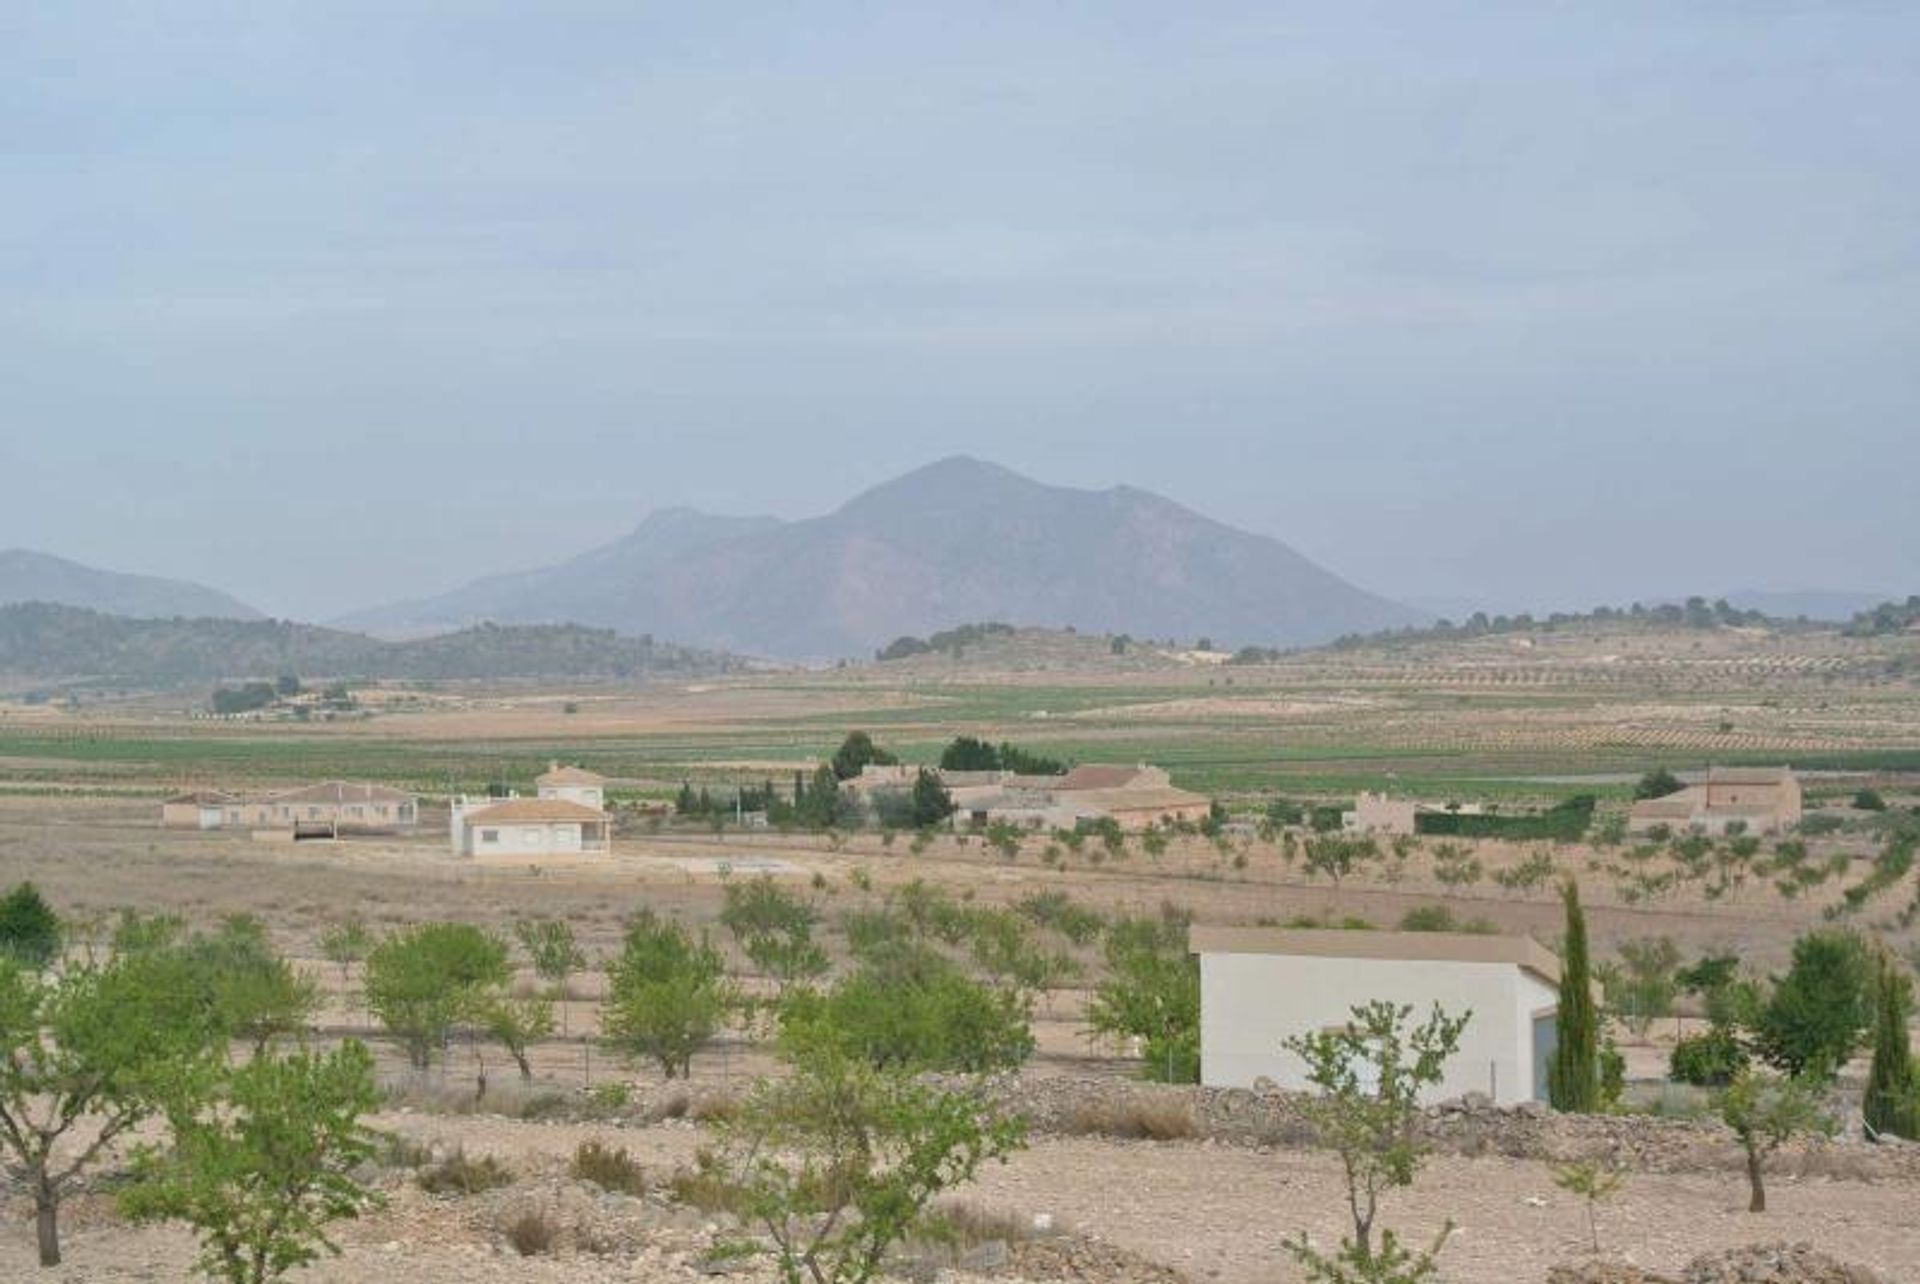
top-left (1531, 1010), bottom-right (1558, 1103)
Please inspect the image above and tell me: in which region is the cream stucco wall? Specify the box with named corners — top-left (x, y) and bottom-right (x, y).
top-left (1198, 951), bottom-right (1558, 1105)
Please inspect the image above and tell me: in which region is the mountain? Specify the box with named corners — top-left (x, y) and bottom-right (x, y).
top-left (336, 508), bottom-right (783, 638)
top-left (0, 549), bottom-right (262, 621)
top-left (0, 602), bottom-right (741, 687)
top-left (343, 457), bottom-right (1421, 657)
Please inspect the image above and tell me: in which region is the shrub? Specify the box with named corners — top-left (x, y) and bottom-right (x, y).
top-left (0, 882), bottom-right (61, 968)
top-left (506, 1208), bottom-right (556, 1256)
top-left (1669, 1025), bottom-right (1749, 1087)
top-left (1065, 1097), bottom-right (1196, 1140)
top-left (417, 1148), bottom-right (513, 1196)
top-left (1396, 906), bottom-right (1494, 934)
top-left (779, 947), bottom-right (1033, 1074)
top-left (571, 1141), bottom-right (646, 1195)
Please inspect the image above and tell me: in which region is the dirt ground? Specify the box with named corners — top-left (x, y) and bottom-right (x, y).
top-left (1, 792), bottom-right (1917, 1282)
top-left (7, 1112), bottom-right (1914, 1283)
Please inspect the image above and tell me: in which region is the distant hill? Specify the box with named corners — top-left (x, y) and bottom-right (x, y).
top-left (0, 602), bottom-right (741, 687)
top-left (342, 456), bottom-right (1421, 658)
top-left (0, 549), bottom-right (262, 621)
top-left (336, 508), bottom-right (783, 638)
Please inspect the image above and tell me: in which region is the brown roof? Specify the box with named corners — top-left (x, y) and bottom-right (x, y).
top-left (266, 781), bottom-right (416, 806)
top-left (1190, 926), bottom-right (1565, 988)
top-left (536, 763), bottom-right (606, 786)
top-left (1057, 764), bottom-right (1148, 791)
top-left (463, 798), bottom-right (609, 825)
top-left (165, 791), bottom-right (235, 805)
top-left (1075, 786), bottom-right (1210, 815)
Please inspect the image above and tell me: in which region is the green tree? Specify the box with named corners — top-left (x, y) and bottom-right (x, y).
top-left (362, 923), bottom-right (510, 1071)
top-left (1548, 880), bottom-right (1601, 1113)
top-left (0, 883), bottom-right (61, 969)
top-left (909, 768), bottom-right (954, 828)
top-left (938, 736), bottom-right (1000, 771)
top-left (1282, 1000), bottom-right (1468, 1280)
top-left (317, 919), bottom-right (372, 984)
top-left (1604, 937), bottom-right (1680, 1038)
top-left (1720, 1066), bottom-right (1833, 1212)
top-left (1085, 912), bottom-right (1199, 1082)
top-left (796, 764), bottom-right (842, 829)
top-left (1752, 929), bottom-right (1872, 1082)
top-left (721, 877), bottom-right (828, 994)
top-left (482, 993), bottom-right (556, 1082)
top-left (122, 1041), bottom-right (382, 1284)
top-left (513, 918), bottom-right (586, 1033)
top-left (1303, 834), bottom-right (1377, 901)
top-left (602, 911), bottom-right (732, 1078)
top-left (779, 944), bottom-right (1032, 1074)
top-left (830, 731), bottom-right (897, 781)
top-left (187, 917), bottom-right (320, 1057)
top-left (1864, 953), bottom-right (1917, 1140)
top-left (0, 953), bottom-right (223, 1265)
top-left (1551, 1161), bottom-right (1624, 1256)
top-left (715, 1049), bottom-right (1025, 1284)
top-left (1633, 769), bottom-right (1685, 800)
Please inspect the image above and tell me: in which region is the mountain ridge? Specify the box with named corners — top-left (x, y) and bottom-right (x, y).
top-left (0, 549), bottom-right (263, 622)
top-left (339, 456), bottom-right (1422, 657)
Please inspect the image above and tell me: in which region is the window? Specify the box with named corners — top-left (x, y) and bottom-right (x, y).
top-left (480, 829), bottom-right (499, 844)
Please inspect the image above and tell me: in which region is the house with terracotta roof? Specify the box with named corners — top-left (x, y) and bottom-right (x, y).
top-left (451, 795), bottom-right (612, 858)
top-left (160, 782), bottom-right (418, 835)
top-left (537, 762), bottom-right (607, 810)
top-left (1628, 766), bottom-right (1802, 836)
top-left (1192, 926), bottom-right (1573, 1106)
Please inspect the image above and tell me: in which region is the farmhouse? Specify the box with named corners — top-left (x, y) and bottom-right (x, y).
top-left (1342, 791), bottom-right (1418, 836)
top-left (1628, 766), bottom-right (1803, 836)
top-left (953, 763), bottom-right (1211, 831)
top-left (451, 796), bottom-right (612, 858)
top-left (160, 782), bottom-right (418, 835)
top-left (1191, 926), bottom-right (1568, 1106)
top-left (537, 762), bottom-right (606, 809)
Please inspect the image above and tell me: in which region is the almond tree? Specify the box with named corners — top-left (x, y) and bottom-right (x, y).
top-left (0, 953), bottom-right (222, 1266)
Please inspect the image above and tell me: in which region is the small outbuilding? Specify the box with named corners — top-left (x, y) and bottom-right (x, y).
top-left (1191, 926), bottom-right (1567, 1106)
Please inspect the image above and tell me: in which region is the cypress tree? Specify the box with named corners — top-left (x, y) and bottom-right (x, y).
top-left (1549, 877), bottom-right (1600, 1112)
top-left (1865, 954), bottom-right (1918, 1140)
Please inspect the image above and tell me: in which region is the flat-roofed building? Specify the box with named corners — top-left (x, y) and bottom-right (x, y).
top-left (1192, 926), bottom-right (1571, 1106)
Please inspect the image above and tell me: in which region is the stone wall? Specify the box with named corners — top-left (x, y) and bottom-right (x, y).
top-left (985, 1073), bottom-right (1920, 1182)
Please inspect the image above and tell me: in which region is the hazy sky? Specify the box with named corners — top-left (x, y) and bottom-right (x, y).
top-left (4, 3), bottom-right (1915, 620)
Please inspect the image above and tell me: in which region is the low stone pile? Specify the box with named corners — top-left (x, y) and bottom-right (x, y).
top-left (1679, 1242), bottom-right (1887, 1284)
top-left (984, 1073), bottom-right (1920, 1182)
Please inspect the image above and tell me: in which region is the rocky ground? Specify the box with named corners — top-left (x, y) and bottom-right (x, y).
top-left (4, 1105), bottom-right (1912, 1284)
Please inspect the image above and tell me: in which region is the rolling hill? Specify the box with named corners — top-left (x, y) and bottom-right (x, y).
top-left (0, 549), bottom-right (262, 621)
top-left (341, 457), bottom-right (1421, 657)
top-left (0, 602), bottom-right (741, 687)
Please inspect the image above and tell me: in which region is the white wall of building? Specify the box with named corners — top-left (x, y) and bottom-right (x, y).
top-left (1198, 951), bottom-right (1557, 1105)
top-left (464, 819), bottom-right (587, 857)
top-left (538, 782), bottom-right (605, 809)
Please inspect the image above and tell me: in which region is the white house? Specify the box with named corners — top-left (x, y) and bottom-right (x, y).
top-left (537, 762), bottom-right (607, 810)
top-left (451, 797), bottom-right (612, 858)
top-left (1191, 926), bottom-right (1567, 1106)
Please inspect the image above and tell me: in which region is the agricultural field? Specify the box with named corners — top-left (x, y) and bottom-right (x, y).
top-left (0, 619), bottom-right (1917, 1283)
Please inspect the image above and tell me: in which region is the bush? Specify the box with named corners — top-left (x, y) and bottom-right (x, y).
top-left (1065, 1098), bottom-right (1196, 1140)
top-left (0, 882), bottom-right (60, 968)
top-left (506, 1208), bottom-right (556, 1256)
top-left (417, 1148), bottom-right (513, 1195)
top-left (778, 947), bottom-right (1033, 1073)
top-left (1669, 1025), bottom-right (1749, 1087)
top-left (571, 1141), bottom-right (646, 1195)
top-left (1396, 906), bottom-right (1495, 934)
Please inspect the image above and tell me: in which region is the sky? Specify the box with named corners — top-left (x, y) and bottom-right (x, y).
top-left (3, 3), bottom-right (1916, 621)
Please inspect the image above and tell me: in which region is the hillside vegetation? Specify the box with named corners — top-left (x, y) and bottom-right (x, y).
top-left (0, 602), bottom-right (740, 686)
